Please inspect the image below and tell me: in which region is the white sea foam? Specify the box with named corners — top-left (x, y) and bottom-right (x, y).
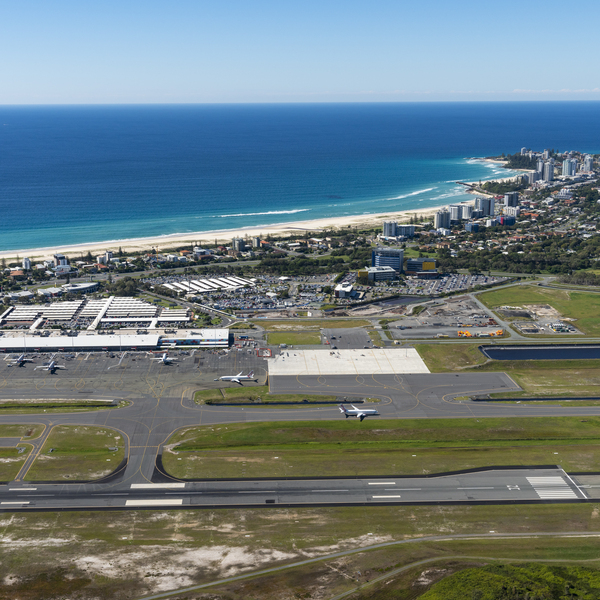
top-left (218, 209), bottom-right (310, 218)
top-left (387, 187), bottom-right (436, 201)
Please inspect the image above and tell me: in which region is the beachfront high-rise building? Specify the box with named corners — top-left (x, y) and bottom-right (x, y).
top-left (527, 171), bottom-right (540, 185)
top-left (382, 221), bottom-right (397, 237)
top-left (543, 149), bottom-right (550, 159)
top-left (22, 257), bottom-right (31, 270)
top-left (396, 225), bottom-right (415, 238)
top-left (232, 238), bottom-right (246, 251)
top-left (504, 191), bottom-right (519, 207)
top-left (474, 196), bottom-right (495, 217)
top-left (371, 247), bottom-right (404, 272)
top-left (461, 204), bottom-right (473, 219)
top-left (562, 158), bottom-right (577, 177)
top-left (521, 147), bottom-right (527, 155)
top-left (434, 209), bottom-right (451, 229)
top-left (543, 161), bottom-right (554, 182)
top-left (584, 155), bottom-right (594, 172)
top-left (449, 205), bottom-right (462, 223)
top-left (536, 159), bottom-right (545, 174)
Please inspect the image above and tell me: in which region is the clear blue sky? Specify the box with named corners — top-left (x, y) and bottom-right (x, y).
top-left (1, 0), bottom-right (599, 104)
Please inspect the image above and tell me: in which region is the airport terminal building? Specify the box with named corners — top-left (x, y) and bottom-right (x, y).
top-left (0, 329), bottom-right (231, 353)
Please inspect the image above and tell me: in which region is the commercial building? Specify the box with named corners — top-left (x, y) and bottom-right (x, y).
top-left (334, 283), bottom-right (355, 298)
top-left (527, 171), bottom-right (540, 184)
top-left (405, 258), bottom-right (437, 273)
top-left (500, 215), bottom-right (516, 226)
top-left (364, 266), bottom-right (397, 281)
top-left (371, 247), bottom-right (404, 271)
top-left (465, 222), bottom-right (479, 233)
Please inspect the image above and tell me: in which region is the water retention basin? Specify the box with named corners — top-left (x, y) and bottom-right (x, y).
top-left (480, 344), bottom-right (600, 361)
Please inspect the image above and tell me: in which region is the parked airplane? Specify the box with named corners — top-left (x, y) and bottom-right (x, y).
top-left (339, 403), bottom-right (379, 422)
top-left (34, 360), bottom-right (66, 374)
top-left (151, 353), bottom-right (178, 365)
top-left (7, 354), bottom-right (34, 367)
top-left (214, 370), bottom-right (257, 385)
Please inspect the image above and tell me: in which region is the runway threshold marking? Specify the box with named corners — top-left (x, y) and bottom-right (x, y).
top-left (125, 499), bottom-right (183, 506)
top-left (130, 483), bottom-right (186, 489)
top-left (527, 476), bottom-right (579, 499)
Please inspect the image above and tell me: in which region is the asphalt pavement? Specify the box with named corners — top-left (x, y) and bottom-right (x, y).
top-left (2, 352), bottom-right (600, 511)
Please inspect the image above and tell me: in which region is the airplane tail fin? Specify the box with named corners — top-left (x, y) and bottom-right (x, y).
top-left (248, 370), bottom-right (254, 378)
top-left (339, 404), bottom-right (349, 417)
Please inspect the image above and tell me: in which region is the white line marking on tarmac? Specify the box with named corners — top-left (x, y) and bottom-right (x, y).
top-left (1, 501), bottom-right (30, 505)
top-left (130, 483), bottom-right (185, 489)
top-left (9, 488), bottom-right (36, 491)
top-left (457, 487), bottom-right (494, 490)
top-left (372, 495), bottom-right (401, 499)
top-left (368, 482), bottom-right (395, 485)
top-left (125, 499), bottom-right (183, 506)
top-left (239, 491), bottom-right (276, 494)
top-left (311, 490), bottom-right (349, 492)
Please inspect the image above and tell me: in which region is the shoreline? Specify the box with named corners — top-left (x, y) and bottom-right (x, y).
top-left (0, 157), bottom-right (522, 262)
top-left (0, 204), bottom-right (455, 261)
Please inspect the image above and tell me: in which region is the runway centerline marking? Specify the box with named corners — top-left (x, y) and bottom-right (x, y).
top-left (368, 482), bottom-right (395, 485)
top-left (372, 495), bottom-right (401, 499)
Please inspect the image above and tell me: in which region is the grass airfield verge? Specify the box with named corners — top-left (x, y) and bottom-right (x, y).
top-left (416, 343), bottom-right (600, 398)
top-left (162, 417), bottom-right (600, 479)
top-left (0, 424), bottom-right (44, 481)
top-left (266, 331), bottom-right (321, 345)
top-left (1, 505), bottom-right (600, 599)
top-left (24, 425), bottom-right (125, 482)
top-left (195, 385), bottom-right (339, 405)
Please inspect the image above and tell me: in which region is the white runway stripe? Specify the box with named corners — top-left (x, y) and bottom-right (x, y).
top-left (527, 476), bottom-right (578, 499)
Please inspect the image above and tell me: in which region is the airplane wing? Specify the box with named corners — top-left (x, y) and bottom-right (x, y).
top-left (236, 371), bottom-right (243, 377)
top-left (230, 378), bottom-right (241, 384)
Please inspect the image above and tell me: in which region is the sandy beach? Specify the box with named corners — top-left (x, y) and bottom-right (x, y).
top-left (0, 203), bottom-right (454, 262)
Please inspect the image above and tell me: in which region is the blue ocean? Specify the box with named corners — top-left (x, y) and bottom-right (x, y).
top-left (1, 102), bottom-right (599, 251)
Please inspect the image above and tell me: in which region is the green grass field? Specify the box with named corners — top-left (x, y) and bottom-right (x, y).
top-left (0, 424), bottom-right (44, 439)
top-left (161, 416), bottom-right (600, 479)
top-left (194, 385), bottom-right (338, 404)
top-left (24, 425), bottom-right (126, 482)
top-left (479, 285), bottom-right (600, 335)
top-left (416, 343), bottom-right (600, 397)
top-left (266, 331), bottom-right (321, 345)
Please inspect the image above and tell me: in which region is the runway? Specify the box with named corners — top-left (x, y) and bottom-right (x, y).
top-left (2, 351), bottom-right (600, 511)
top-left (0, 467), bottom-right (588, 511)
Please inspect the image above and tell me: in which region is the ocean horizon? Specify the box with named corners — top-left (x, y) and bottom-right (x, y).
top-left (1, 102), bottom-right (599, 252)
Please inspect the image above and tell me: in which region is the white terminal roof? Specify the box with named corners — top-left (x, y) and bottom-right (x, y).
top-left (0, 334), bottom-right (161, 351)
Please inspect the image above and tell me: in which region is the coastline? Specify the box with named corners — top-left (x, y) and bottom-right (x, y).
top-left (0, 204), bottom-right (454, 261)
